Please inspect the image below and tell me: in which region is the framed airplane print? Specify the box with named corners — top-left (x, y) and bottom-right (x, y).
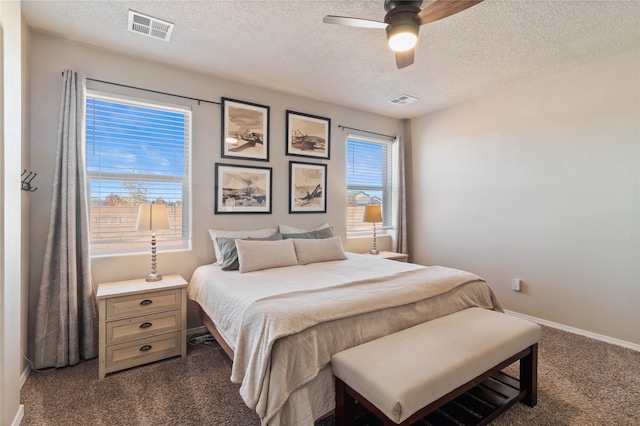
top-left (289, 161), bottom-right (327, 213)
top-left (286, 110), bottom-right (330, 159)
top-left (222, 97), bottom-right (270, 161)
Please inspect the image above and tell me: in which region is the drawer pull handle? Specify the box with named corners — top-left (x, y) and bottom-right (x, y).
top-left (139, 345), bottom-right (152, 352)
top-left (140, 299), bottom-right (153, 306)
top-left (140, 322), bottom-right (152, 329)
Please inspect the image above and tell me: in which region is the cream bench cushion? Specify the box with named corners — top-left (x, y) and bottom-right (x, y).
top-left (331, 307), bottom-right (542, 424)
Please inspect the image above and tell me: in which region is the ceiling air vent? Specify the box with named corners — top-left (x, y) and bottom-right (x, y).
top-left (387, 94), bottom-right (419, 106)
top-left (128, 10), bottom-right (174, 42)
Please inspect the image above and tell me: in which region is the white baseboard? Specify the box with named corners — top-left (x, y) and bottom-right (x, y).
top-left (11, 404), bottom-right (24, 426)
top-left (20, 364), bottom-right (30, 389)
top-left (504, 310), bottom-right (640, 352)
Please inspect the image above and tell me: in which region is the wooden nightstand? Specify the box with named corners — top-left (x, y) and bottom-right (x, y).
top-left (363, 251), bottom-right (409, 262)
top-left (96, 275), bottom-right (188, 380)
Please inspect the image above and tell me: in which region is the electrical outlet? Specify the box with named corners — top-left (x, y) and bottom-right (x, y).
top-left (512, 279), bottom-right (521, 292)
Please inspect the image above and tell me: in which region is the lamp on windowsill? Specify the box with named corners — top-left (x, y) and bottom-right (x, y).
top-left (136, 201), bottom-right (170, 282)
top-left (363, 204), bottom-right (382, 255)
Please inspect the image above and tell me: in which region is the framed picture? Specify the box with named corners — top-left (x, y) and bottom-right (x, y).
top-left (222, 97), bottom-right (270, 161)
top-left (286, 110), bottom-right (330, 159)
top-left (289, 161), bottom-right (327, 213)
top-left (215, 163), bottom-right (272, 214)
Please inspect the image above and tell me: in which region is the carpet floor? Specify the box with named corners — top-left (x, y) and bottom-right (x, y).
top-left (21, 325), bottom-right (639, 425)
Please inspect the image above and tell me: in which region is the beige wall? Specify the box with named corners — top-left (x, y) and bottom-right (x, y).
top-left (28, 32), bottom-right (403, 338)
top-left (1, 1), bottom-right (25, 424)
top-left (409, 48), bottom-right (640, 346)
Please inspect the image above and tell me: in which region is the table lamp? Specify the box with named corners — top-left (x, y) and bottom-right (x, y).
top-left (136, 201), bottom-right (170, 282)
top-left (363, 204), bottom-right (382, 255)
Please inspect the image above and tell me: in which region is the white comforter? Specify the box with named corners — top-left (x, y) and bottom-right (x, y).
top-left (188, 254), bottom-right (501, 425)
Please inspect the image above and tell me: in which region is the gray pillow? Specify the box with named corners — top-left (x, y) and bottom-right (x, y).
top-left (216, 233), bottom-right (283, 271)
top-left (281, 227), bottom-right (334, 240)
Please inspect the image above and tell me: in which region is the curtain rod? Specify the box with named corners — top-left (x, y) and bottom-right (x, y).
top-left (63, 72), bottom-right (221, 106)
top-left (87, 77), bottom-right (221, 106)
top-left (338, 125), bottom-right (395, 140)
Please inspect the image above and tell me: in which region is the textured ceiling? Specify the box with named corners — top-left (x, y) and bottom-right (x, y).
top-left (21, 0), bottom-right (640, 119)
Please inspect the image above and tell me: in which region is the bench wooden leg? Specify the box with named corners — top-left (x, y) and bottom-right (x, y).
top-left (520, 343), bottom-right (538, 407)
top-left (335, 377), bottom-right (355, 426)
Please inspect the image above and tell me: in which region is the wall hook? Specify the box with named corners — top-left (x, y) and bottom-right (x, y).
top-left (21, 169), bottom-right (38, 192)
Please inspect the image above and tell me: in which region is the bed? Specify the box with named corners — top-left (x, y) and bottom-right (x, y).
top-left (187, 236), bottom-right (502, 426)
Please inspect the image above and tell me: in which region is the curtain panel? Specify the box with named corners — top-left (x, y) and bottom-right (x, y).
top-left (34, 70), bottom-right (98, 369)
top-left (391, 136), bottom-right (408, 255)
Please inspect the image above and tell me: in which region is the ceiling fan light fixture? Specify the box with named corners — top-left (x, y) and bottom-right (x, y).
top-left (385, 9), bottom-right (420, 52)
top-left (388, 30), bottom-right (418, 52)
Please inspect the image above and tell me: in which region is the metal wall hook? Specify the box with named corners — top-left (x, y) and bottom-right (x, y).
top-left (21, 169), bottom-right (38, 192)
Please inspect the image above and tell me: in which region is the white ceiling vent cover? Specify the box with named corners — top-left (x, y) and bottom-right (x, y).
top-left (128, 10), bottom-right (174, 42)
top-left (388, 94), bottom-right (419, 106)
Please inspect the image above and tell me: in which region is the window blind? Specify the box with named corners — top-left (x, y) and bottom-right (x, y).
top-left (346, 135), bottom-right (393, 232)
top-left (86, 91), bottom-right (192, 254)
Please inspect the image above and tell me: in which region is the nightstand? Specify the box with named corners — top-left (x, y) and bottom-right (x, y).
top-left (363, 251), bottom-right (409, 262)
top-left (96, 275), bottom-right (188, 380)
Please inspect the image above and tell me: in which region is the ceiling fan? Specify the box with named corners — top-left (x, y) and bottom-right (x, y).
top-left (323, 0), bottom-right (484, 69)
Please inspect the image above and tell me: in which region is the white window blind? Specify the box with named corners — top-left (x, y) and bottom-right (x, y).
top-left (346, 134), bottom-right (393, 232)
top-left (86, 91), bottom-right (192, 255)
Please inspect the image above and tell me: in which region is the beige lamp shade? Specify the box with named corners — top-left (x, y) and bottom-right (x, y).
top-left (363, 204), bottom-right (382, 223)
top-left (136, 202), bottom-right (170, 232)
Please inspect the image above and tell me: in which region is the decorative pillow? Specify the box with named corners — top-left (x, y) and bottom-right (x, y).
top-left (278, 222), bottom-right (332, 235)
top-left (216, 233), bottom-right (283, 271)
top-left (209, 227), bottom-right (277, 264)
top-left (236, 239), bottom-right (298, 273)
top-left (281, 227), bottom-right (334, 240)
top-left (292, 237), bottom-right (348, 265)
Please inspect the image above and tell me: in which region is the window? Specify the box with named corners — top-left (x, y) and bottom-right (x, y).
top-left (86, 91), bottom-right (191, 255)
top-left (346, 135), bottom-right (393, 233)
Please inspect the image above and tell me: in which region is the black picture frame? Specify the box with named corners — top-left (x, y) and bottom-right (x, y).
top-left (286, 110), bottom-right (330, 159)
top-left (215, 163), bottom-right (272, 214)
top-left (289, 161), bottom-right (327, 213)
top-left (221, 97), bottom-right (270, 161)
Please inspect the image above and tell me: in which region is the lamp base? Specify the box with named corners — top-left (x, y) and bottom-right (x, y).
top-left (369, 249), bottom-right (380, 255)
top-left (145, 272), bottom-right (163, 282)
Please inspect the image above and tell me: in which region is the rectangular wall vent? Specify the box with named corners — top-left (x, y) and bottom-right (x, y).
top-left (387, 94), bottom-right (419, 106)
top-left (128, 10), bottom-right (174, 42)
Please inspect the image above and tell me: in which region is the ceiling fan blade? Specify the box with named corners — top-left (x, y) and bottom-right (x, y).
top-left (417, 0), bottom-right (484, 25)
top-left (323, 15), bottom-right (387, 29)
top-left (395, 49), bottom-right (415, 69)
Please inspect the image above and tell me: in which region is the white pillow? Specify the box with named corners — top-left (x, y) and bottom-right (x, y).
top-left (278, 222), bottom-right (331, 235)
top-left (292, 237), bottom-right (348, 265)
top-left (209, 227), bottom-right (277, 264)
top-left (236, 239), bottom-right (299, 273)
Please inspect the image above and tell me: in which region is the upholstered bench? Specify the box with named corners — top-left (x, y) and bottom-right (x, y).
top-left (331, 307), bottom-right (542, 426)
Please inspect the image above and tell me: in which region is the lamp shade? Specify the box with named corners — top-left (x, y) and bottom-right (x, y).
top-left (363, 204), bottom-right (382, 223)
top-left (136, 202), bottom-right (170, 232)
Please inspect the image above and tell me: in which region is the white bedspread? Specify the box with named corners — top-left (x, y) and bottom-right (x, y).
top-left (188, 254), bottom-right (502, 425)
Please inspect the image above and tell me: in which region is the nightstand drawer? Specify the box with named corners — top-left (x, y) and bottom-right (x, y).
top-left (106, 289), bottom-right (182, 320)
top-left (106, 310), bottom-right (182, 345)
top-left (105, 331), bottom-right (183, 374)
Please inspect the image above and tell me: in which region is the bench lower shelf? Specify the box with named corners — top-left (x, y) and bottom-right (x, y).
top-left (354, 371), bottom-right (522, 426)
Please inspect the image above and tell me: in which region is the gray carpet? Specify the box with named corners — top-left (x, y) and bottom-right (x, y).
top-left (21, 326), bottom-right (639, 425)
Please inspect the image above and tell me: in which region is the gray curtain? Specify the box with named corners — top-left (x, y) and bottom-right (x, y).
top-left (34, 70), bottom-right (97, 369)
top-left (391, 136), bottom-right (408, 254)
